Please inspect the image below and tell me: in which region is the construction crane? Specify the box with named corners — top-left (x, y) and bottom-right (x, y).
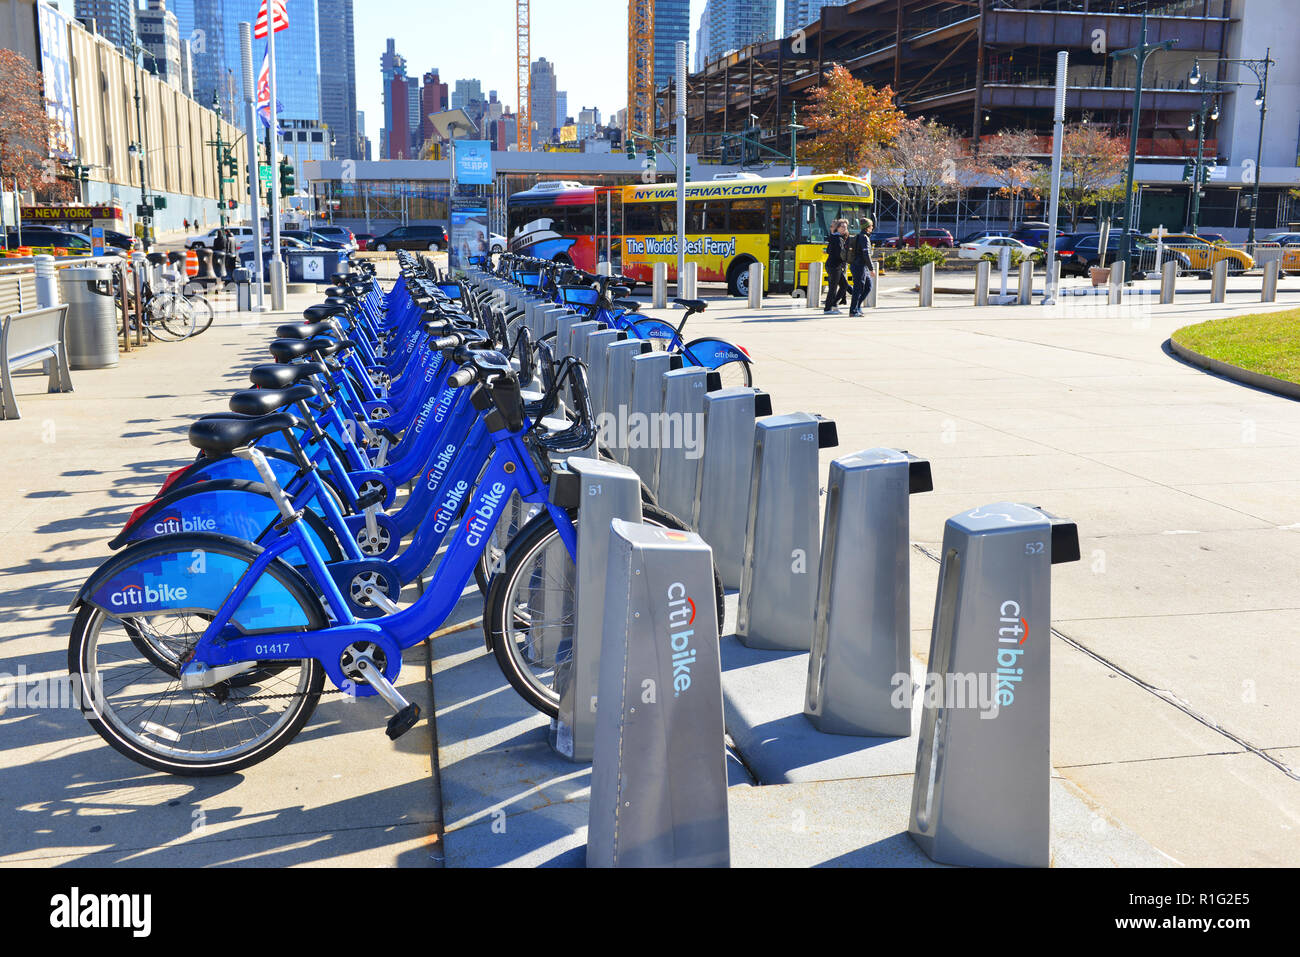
top-left (517, 0), bottom-right (531, 151)
top-left (627, 0), bottom-right (654, 144)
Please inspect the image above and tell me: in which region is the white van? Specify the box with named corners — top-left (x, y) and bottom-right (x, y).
top-left (186, 226), bottom-right (255, 249)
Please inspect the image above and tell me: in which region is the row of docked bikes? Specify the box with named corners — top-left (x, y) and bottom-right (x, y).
top-left (68, 252), bottom-right (752, 776)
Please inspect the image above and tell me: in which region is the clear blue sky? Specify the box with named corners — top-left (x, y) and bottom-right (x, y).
top-left (354, 0), bottom-right (719, 136)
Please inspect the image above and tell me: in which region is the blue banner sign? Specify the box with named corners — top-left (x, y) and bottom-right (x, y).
top-left (455, 140), bottom-right (493, 185)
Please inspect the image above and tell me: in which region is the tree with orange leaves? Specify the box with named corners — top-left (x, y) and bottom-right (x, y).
top-left (800, 64), bottom-right (904, 176)
top-left (0, 49), bottom-right (76, 205)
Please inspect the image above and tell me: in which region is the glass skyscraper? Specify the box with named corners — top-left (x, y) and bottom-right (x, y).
top-left (653, 0), bottom-right (690, 86)
top-left (703, 0), bottom-right (777, 63)
top-left (783, 0), bottom-right (850, 37)
top-left (73, 0), bottom-right (136, 51)
top-left (171, 0), bottom-right (321, 123)
top-left (318, 0), bottom-right (358, 159)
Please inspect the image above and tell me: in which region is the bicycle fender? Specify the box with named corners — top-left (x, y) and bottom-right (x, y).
top-left (630, 317), bottom-right (678, 343)
top-left (681, 337), bottom-right (753, 369)
top-left (69, 532), bottom-right (322, 636)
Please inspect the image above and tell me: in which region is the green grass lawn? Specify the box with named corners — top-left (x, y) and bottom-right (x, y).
top-left (1172, 308), bottom-right (1300, 384)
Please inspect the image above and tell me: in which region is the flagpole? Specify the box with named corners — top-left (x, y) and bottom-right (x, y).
top-left (267, 2), bottom-right (285, 309)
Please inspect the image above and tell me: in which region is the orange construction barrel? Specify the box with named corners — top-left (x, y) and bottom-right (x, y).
top-left (186, 248), bottom-right (199, 277)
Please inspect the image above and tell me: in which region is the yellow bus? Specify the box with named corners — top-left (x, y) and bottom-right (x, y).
top-left (619, 172), bottom-right (874, 296)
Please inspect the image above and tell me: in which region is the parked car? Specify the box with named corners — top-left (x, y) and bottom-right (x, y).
top-left (883, 228), bottom-right (954, 249)
top-left (354, 233), bottom-right (376, 251)
top-left (281, 229), bottom-right (348, 250)
top-left (1149, 231), bottom-right (1253, 275)
top-left (235, 235), bottom-right (311, 256)
top-left (1264, 231), bottom-right (1300, 245)
top-left (958, 236), bottom-right (1042, 261)
top-left (186, 225), bottom-right (255, 248)
top-left (1010, 222), bottom-right (1063, 247)
top-left (4, 227), bottom-right (93, 253)
top-left (312, 225), bottom-right (358, 250)
top-left (370, 224), bottom-right (448, 252)
top-left (956, 229), bottom-right (1012, 245)
top-left (489, 232), bottom-right (506, 254)
top-left (1058, 233), bottom-right (1190, 278)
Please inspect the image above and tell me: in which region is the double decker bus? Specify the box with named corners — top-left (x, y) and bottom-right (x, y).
top-left (620, 172), bottom-right (874, 296)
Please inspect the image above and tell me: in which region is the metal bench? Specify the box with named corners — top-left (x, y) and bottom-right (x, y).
top-left (1, 305), bottom-right (73, 419)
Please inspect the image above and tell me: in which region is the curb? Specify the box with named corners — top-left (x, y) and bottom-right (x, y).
top-left (1168, 336), bottom-right (1300, 402)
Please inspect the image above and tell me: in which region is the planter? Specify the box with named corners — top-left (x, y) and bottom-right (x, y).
top-left (1090, 266), bottom-right (1111, 286)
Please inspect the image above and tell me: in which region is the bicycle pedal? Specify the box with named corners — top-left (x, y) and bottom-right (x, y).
top-left (386, 703), bottom-right (421, 740)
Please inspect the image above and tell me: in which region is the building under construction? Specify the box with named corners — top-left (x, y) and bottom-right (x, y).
top-left (658, 0), bottom-right (1299, 233)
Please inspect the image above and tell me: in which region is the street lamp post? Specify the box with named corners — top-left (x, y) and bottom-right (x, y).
top-left (1184, 80), bottom-right (1222, 234)
top-left (1190, 50), bottom-right (1273, 248)
top-left (1111, 6), bottom-right (1178, 271)
top-left (129, 37), bottom-right (155, 251)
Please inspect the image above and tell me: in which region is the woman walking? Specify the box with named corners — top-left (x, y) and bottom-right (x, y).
top-left (824, 219), bottom-right (849, 315)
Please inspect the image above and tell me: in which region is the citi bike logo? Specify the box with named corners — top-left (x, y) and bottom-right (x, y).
top-left (109, 582), bottom-right (190, 608)
top-left (431, 479), bottom-right (470, 535)
top-left (411, 394), bottom-right (439, 434)
top-left (666, 582), bottom-right (698, 696)
top-left (432, 386), bottom-right (455, 425)
top-left (424, 443), bottom-right (458, 492)
top-left (995, 600), bottom-right (1029, 708)
top-left (151, 514), bottom-right (216, 535)
top-left (464, 482), bottom-right (507, 548)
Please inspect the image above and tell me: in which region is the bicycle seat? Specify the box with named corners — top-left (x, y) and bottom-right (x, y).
top-left (189, 412), bottom-right (301, 455)
top-left (249, 361), bottom-right (328, 390)
top-left (613, 298), bottom-right (641, 314)
top-left (269, 338), bottom-right (318, 362)
top-left (228, 383), bottom-right (321, 418)
top-left (673, 298), bottom-right (708, 313)
top-left (276, 321), bottom-right (334, 340)
top-left (304, 303), bottom-right (347, 321)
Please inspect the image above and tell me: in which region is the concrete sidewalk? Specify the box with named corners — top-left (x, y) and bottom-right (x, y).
top-left (0, 290), bottom-right (441, 867)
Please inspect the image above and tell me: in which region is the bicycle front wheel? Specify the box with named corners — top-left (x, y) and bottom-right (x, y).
top-left (485, 503), bottom-right (725, 717)
top-left (186, 294), bottom-right (215, 336)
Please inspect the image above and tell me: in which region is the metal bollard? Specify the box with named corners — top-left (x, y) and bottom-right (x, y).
top-left (627, 351), bottom-right (683, 484)
top-left (747, 262), bottom-right (763, 309)
top-left (804, 449), bottom-right (932, 737)
top-left (596, 262), bottom-right (612, 277)
top-left (602, 339), bottom-right (653, 464)
top-left (1107, 261), bottom-right (1125, 304)
top-left (974, 259), bottom-right (990, 307)
top-left (1210, 259), bottom-right (1227, 303)
top-left (587, 519), bottom-right (728, 868)
top-left (908, 502), bottom-right (1080, 868)
top-left (547, 458), bottom-right (643, 762)
top-left (998, 246), bottom-right (1011, 297)
top-left (583, 328), bottom-right (624, 423)
top-left (653, 262), bottom-right (668, 308)
top-left (1160, 260), bottom-right (1177, 304)
top-left (918, 262), bottom-right (935, 307)
top-left (868, 263), bottom-right (879, 309)
top-left (1017, 261), bottom-right (1034, 305)
top-left (737, 412), bottom-right (839, 651)
top-left (680, 262), bottom-right (698, 300)
top-left (806, 261), bottom-right (823, 309)
top-left (1262, 259), bottom-right (1279, 303)
top-left (33, 256), bottom-right (59, 308)
top-left (655, 366), bottom-right (721, 523)
top-left (694, 388), bottom-right (773, 588)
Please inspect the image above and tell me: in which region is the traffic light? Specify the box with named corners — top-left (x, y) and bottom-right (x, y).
top-left (227, 199), bottom-right (237, 210)
top-left (625, 138), bottom-right (636, 160)
top-left (225, 154), bottom-right (238, 177)
top-left (278, 157), bottom-right (295, 197)
top-left (646, 142), bottom-right (656, 165)
top-left (685, 165), bottom-right (692, 182)
top-left (1182, 160), bottom-right (1195, 183)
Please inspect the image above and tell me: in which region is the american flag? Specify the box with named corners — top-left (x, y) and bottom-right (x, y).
top-left (253, 0), bottom-right (289, 39)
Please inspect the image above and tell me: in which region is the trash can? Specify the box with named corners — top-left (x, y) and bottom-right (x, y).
top-left (233, 267), bottom-right (253, 311)
top-left (58, 264), bottom-right (120, 369)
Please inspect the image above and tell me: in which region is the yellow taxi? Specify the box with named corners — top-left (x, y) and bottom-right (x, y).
top-left (1149, 232), bottom-right (1254, 274)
